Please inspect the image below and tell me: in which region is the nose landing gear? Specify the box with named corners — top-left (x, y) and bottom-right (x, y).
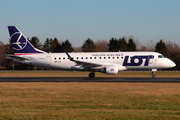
top-left (152, 72), bottom-right (155, 78)
top-left (151, 69), bottom-right (157, 78)
top-left (89, 72), bottom-right (95, 78)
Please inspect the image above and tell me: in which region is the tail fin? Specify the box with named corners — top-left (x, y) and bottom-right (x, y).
top-left (8, 26), bottom-right (46, 56)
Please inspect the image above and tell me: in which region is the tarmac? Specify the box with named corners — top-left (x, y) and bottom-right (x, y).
top-left (0, 77), bottom-right (180, 82)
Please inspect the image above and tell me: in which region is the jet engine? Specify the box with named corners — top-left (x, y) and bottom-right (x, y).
top-left (101, 66), bottom-right (119, 75)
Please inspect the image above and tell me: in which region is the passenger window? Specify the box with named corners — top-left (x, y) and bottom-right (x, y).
top-left (94, 57), bottom-right (96, 59)
top-left (54, 58), bottom-right (56, 60)
top-left (108, 57), bottom-right (110, 59)
top-left (90, 57), bottom-right (92, 59)
top-left (81, 57), bottom-right (83, 59)
top-left (117, 57), bottom-right (119, 59)
top-left (113, 57), bottom-right (114, 59)
top-left (59, 58), bottom-right (61, 60)
top-left (63, 57), bottom-right (65, 60)
top-left (77, 57), bottom-right (78, 59)
top-left (86, 57), bottom-right (88, 59)
top-left (99, 57), bottom-right (101, 59)
top-left (121, 57), bottom-right (123, 59)
top-left (104, 57), bottom-right (106, 59)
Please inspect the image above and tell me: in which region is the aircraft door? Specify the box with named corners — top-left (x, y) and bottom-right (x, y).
top-left (46, 56), bottom-right (51, 65)
top-left (149, 55), bottom-right (153, 64)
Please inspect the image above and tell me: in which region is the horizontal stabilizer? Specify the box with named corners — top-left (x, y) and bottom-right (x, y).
top-left (5, 54), bottom-right (31, 61)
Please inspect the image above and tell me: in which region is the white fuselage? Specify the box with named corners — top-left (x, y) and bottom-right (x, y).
top-left (16, 52), bottom-right (176, 72)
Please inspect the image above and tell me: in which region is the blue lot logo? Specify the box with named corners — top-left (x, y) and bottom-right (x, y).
top-left (123, 55), bottom-right (154, 66)
top-left (11, 33), bottom-right (27, 50)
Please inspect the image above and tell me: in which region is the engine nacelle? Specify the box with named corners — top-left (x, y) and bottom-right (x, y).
top-left (105, 66), bottom-right (119, 75)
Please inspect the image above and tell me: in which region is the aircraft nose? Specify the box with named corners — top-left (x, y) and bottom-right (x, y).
top-left (172, 62), bottom-right (176, 67)
top-left (169, 60), bottom-right (176, 67)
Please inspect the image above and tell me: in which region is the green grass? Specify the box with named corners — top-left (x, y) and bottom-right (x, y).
top-left (0, 82), bottom-right (180, 119)
top-left (0, 70), bottom-right (179, 77)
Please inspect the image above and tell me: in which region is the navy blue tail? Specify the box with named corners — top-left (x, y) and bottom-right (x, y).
top-left (8, 26), bottom-right (46, 55)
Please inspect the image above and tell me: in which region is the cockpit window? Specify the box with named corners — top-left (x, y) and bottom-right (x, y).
top-left (158, 55), bottom-right (162, 58)
top-left (162, 55), bottom-right (166, 58)
top-left (158, 55), bottom-right (166, 58)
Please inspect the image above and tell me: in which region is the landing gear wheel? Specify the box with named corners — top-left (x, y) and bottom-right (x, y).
top-left (89, 72), bottom-right (95, 78)
top-left (152, 74), bottom-right (155, 78)
top-left (152, 72), bottom-right (155, 78)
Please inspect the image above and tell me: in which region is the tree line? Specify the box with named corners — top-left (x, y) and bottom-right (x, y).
top-left (0, 36), bottom-right (180, 70)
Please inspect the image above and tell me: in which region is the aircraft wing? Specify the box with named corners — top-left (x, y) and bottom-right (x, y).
top-left (72, 60), bottom-right (102, 68)
top-left (66, 52), bottom-right (102, 68)
top-left (5, 54), bottom-right (31, 61)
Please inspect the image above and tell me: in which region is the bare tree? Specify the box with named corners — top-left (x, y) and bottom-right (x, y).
top-left (95, 39), bottom-right (108, 52)
top-left (0, 41), bottom-right (6, 68)
top-left (73, 47), bottom-right (82, 52)
top-left (139, 46), bottom-right (148, 51)
top-left (145, 41), bottom-right (156, 51)
top-left (166, 41), bottom-right (180, 69)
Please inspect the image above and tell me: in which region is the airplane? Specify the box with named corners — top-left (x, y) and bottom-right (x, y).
top-left (6, 26), bottom-right (176, 78)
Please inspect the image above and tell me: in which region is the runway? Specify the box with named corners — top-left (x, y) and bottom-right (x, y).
top-left (0, 77), bottom-right (180, 82)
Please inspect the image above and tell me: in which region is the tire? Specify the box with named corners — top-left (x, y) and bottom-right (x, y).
top-left (152, 74), bottom-right (155, 78)
top-left (89, 73), bottom-right (95, 78)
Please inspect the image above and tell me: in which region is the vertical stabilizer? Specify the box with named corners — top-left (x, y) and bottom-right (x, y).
top-left (8, 26), bottom-right (46, 56)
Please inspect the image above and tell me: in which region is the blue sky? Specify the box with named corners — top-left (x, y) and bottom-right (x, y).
top-left (0, 0), bottom-right (180, 47)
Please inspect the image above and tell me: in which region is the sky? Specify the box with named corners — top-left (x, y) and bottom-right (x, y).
top-left (0, 0), bottom-right (180, 47)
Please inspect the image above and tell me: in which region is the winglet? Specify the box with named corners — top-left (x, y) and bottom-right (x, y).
top-left (66, 52), bottom-right (74, 61)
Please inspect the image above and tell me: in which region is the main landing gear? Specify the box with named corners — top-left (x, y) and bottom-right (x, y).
top-left (89, 72), bottom-right (95, 78)
top-left (152, 72), bottom-right (155, 78)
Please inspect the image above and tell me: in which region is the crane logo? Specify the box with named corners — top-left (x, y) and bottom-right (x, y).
top-left (11, 32), bottom-right (27, 50)
top-left (110, 68), bottom-right (114, 71)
